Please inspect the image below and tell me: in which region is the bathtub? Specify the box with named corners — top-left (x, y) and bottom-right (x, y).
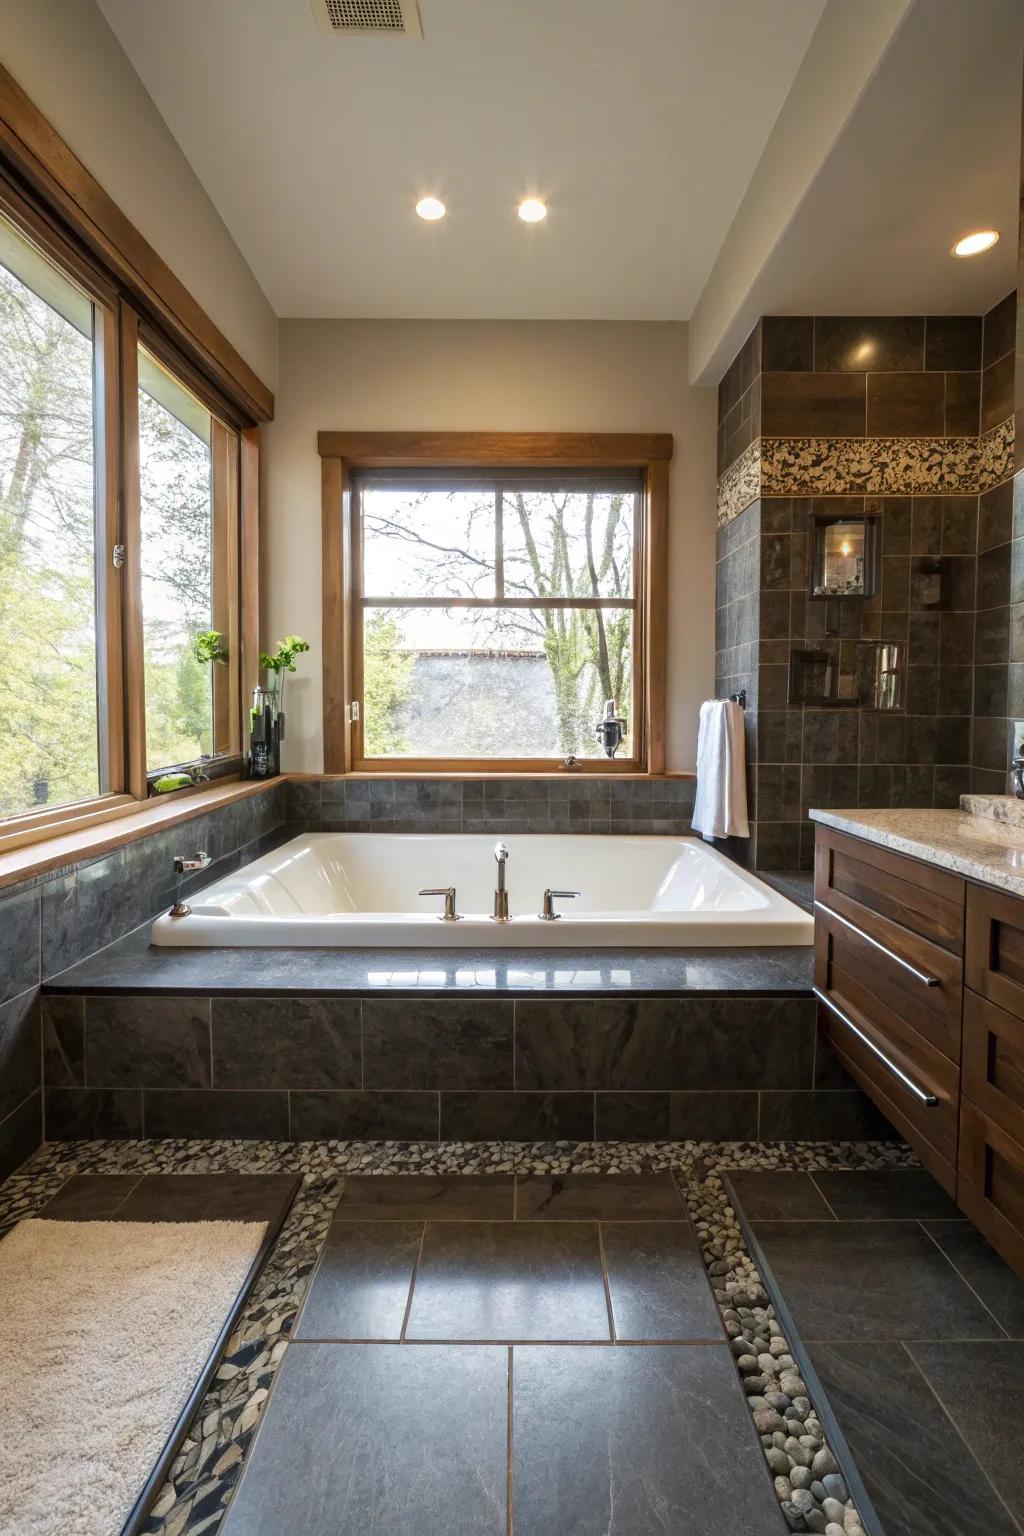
top-left (150, 833), bottom-right (812, 948)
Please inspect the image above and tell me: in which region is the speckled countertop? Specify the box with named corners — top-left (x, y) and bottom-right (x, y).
top-left (810, 804), bottom-right (1024, 896)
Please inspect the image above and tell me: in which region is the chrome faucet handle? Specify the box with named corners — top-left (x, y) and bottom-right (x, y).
top-left (540, 889), bottom-right (580, 920)
top-left (173, 852), bottom-right (210, 875)
top-left (494, 841), bottom-right (509, 862)
top-left (419, 886), bottom-right (460, 921)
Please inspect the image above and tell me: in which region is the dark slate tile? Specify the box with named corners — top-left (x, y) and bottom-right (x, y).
top-left (220, 1341), bottom-right (507, 1536)
top-left (727, 1170), bottom-right (834, 1222)
top-left (813, 1169), bottom-right (960, 1221)
top-left (761, 315), bottom-right (813, 372)
top-left (84, 995), bottom-right (211, 1088)
top-left (363, 999), bottom-right (514, 1089)
top-left (977, 543), bottom-right (1011, 610)
top-left (758, 1088), bottom-right (895, 1140)
top-left (286, 780), bottom-right (320, 819)
top-left (334, 1174), bottom-right (514, 1222)
top-left (943, 371), bottom-right (980, 436)
top-left (0, 988), bottom-right (40, 1122)
top-left (941, 496), bottom-right (977, 554)
top-left (983, 351), bottom-right (1015, 433)
top-left (591, 997), bottom-right (814, 1091)
top-left (925, 314), bottom-right (981, 371)
top-left (602, 1221), bottom-right (722, 1342)
top-left (212, 997), bottom-right (360, 1090)
top-left (295, 1220), bottom-right (422, 1340)
top-left (514, 1000), bottom-right (599, 1088)
top-left (910, 1341), bottom-right (1024, 1523)
top-left (595, 1091), bottom-right (670, 1139)
top-left (761, 372), bottom-right (866, 437)
top-left (0, 883), bottom-right (39, 1006)
top-left (41, 993), bottom-right (84, 1087)
top-left (513, 1343), bottom-right (784, 1536)
top-left (924, 1221), bottom-right (1024, 1338)
top-left (516, 1173), bottom-right (683, 1222)
top-left (983, 289), bottom-right (1017, 367)
top-left (670, 1090), bottom-right (760, 1140)
top-left (979, 478), bottom-right (1013, 551)
top-left (752, 1221), bottom-right (1002, 1341)
top-left (44, 1086), bottom-right (142, 1140)
top-left (37, 1173), bottom-right (142, 1219)
top-left (115, 1172), bottom-right (296, 1223)
top-left (0, 1090), bottom-right (41, 1181)
top-left (406, 1221), bottom-right (609, 1341)
top-left (815, 315), bottom-right (924, 372)
top-left (142, 1089), bottom-right (288, 1140)
top-left (810, 1342), bottom-right (1018, 1536)
top-left (440, 1090), bottom-right (593, 1141)
top-left (866, 372), bottom-right (944, 436)
top-left (290, 1090), bottom-right (439, 1141)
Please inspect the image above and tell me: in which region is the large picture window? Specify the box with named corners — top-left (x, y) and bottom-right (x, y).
top-left (356, 471), bottom-right (640, 761)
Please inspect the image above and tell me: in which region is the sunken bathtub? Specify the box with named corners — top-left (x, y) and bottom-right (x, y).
top-left (151, 833), bottom-right (813, 948)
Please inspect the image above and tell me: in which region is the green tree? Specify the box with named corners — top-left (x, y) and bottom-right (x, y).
top-left (363, 610), bottom-right (413, 755)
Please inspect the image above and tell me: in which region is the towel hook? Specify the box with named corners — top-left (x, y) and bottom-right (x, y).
top-left (728, 689), bottom-right (746, 710)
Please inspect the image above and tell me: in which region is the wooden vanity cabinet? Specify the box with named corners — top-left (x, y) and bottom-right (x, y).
top-left (814, 823), bottom-right (1024, 1274)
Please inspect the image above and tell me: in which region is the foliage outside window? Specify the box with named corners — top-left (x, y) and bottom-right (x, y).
top-left (354, 470), bottom-right (640, 763)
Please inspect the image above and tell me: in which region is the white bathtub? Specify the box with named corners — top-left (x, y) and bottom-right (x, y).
top-left (150, 833), bottom-right (813, 948)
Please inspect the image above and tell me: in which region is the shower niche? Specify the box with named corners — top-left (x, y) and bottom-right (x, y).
top-left (810, 512), bottom-right (879, 601)
top-left (788, 641), bottom-right (905, 710)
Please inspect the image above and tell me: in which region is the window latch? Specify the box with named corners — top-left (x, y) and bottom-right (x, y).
top-left (112, 543), bottom-right (125, 569)
top-left (349, 701), bottom-right (360, 722)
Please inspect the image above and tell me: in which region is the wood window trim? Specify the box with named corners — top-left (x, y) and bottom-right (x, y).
top-left (0, 63), bottom-right (274, 423)
top-left (318, 431), bottom-right (672, 775)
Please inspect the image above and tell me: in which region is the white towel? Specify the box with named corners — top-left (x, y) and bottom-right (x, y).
top-left (691, 699), bottom-right (749, 840)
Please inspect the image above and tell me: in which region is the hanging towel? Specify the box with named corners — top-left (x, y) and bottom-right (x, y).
top-left (691, 699), bottom-right (749, 841)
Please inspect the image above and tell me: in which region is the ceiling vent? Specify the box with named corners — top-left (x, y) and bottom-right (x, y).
top-left (309, 0), bottom-right (422, 37)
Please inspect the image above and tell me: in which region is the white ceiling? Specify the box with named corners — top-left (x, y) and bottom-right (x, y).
top-left (95, 0), bottom-right (828, 320)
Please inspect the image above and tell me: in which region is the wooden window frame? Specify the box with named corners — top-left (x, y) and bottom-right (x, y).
top-left (0, 75), bottom-right (271, 852)
top-left (318, 431), bottom-right (672, 775)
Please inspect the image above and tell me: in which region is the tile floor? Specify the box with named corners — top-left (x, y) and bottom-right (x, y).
top-left (730, 1167), bottom-right (1024, 1536)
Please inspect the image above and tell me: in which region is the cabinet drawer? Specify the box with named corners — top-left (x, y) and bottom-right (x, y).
top-left (815, 826), bottom-right (965, 955)
top-left (966, 883), bottom-right (1024, 1019)
top-left (963, 990), bottom-right (1024, 1147)
top-left (816, 987), bottom-right (959, 1191)
top-left (958, 1098), bottom-right (1024, 1278)
top-left (815, 902), bottom-right (962, 1062)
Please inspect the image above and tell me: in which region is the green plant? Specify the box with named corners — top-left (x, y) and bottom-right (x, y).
top-left (193, 629), bottom-right (227, 665)
top-left (259, 634), bottom-right (310, 674)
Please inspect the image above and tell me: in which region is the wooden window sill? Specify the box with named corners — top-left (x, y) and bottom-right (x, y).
top-left (287, 770), bottom-right (697, 781)
top-left (0, 777), bottom-right (280, 893)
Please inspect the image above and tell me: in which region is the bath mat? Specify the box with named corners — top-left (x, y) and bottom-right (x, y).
top-left (0, 1216), bottom-right (267, 1536)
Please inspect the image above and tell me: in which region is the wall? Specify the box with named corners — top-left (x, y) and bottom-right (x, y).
top-left (0, 0), bottom-right (278, 391)
top-left (264, 320), bottom-right (718, 775)
top-left (716, 303), bottom-right (1017, 869)
top-left (0, 783), bottom-right (287, 1178)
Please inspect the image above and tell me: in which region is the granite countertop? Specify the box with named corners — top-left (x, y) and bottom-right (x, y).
top-left (44, 922), bottom-right (813, 996)
top-left (810, 803), bottom-right (1024, 897)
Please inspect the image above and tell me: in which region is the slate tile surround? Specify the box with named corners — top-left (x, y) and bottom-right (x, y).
top-left (36, 990), bottom-right (884, 1144)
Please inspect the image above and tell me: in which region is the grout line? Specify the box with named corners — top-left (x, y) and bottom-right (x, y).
top-left (917, 1221), bottom-right (1009, 1340)
top-left (507, 1345), bottom-right (514, 1536)
top-left (359, 1000), bottom-right (364, 1091)
top-left (902, 1342), bottom-right (1024, 1536)
top-left (399, 1222), bottom-right (426, 1344)
top-left (596, 1222), bottom-right (616, 1343)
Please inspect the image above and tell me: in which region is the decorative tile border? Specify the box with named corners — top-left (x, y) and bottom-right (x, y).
top-left (716, 416), bottom-right (1015, 524)
top-left (716, 439), bottom-right (761, 526)
top-left (0, 1133), bottom-right (918, 1535)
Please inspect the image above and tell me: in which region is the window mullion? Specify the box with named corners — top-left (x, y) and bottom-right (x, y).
top-left (495, 487), bottom-right (504, 600)
top-left (93, 302), bottom-right (126, 796)
top-left (118, 303), bottom-right (148, 802)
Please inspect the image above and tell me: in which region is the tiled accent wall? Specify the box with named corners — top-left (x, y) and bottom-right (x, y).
top-left (285, 775), bottom-right (697, 836)
top-left (0, 782), bottom-right (288, 1180)
top-left (39, 990), bottom-right (887, 1144)
top-left (715, 300), bottom-right (1018, 869)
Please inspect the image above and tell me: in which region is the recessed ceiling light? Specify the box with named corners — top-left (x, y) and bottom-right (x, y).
top-left (415, 196), bottom-right (446, 221)
top-left (518, 198), bottom-right (547, 224)
top-left (951, 229), bottom-right (999, 257)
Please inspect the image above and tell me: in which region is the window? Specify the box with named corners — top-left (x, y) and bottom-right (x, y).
top-left (319, 434), bottom-right (670, 774)
top-left (0, 211), bottom-right (105, 820)
top-left (356, 471), bottom-right (639, 761)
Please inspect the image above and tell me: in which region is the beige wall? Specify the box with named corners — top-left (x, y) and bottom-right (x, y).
top-left (264, 319), bottom-right (717, 773)
top-left (1, 0), bottom-right (278, 391)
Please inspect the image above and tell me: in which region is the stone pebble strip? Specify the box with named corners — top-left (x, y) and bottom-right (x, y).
top-left (0, 1135), bottom-right (917, 1536)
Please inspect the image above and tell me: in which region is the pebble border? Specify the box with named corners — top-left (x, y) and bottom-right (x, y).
top-left (0, 1136), bottom-right (918, 1535)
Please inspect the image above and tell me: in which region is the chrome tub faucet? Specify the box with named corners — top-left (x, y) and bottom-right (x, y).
top-left (539, 888), bottom-right (580, 920)
top-left (168, 851), bottom-right (210, 918)
top-left (493, 841), bottom-right (510, 921)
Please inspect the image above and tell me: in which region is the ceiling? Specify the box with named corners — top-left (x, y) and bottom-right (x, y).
top-left (95, 0), bottom-right (828, 320)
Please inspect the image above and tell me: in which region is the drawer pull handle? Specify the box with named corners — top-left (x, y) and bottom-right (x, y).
top-left (816, 902), bottom-right (940, 988)
top-left (813, 987), bottom-right (940, 1107)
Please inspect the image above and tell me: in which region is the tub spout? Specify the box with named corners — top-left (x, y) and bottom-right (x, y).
top-left (493, 841), bottom-right (510, 921)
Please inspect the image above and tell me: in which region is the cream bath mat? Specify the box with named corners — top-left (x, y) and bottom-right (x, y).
top-left (0, 1216), bottom-right (266, 1536)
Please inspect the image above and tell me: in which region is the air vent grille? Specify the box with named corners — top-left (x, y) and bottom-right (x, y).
top-left (309, 0), bottom-right (422, 36)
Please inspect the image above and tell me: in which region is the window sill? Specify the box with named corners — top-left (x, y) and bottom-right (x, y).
top-left (289, 770), bottom-right (697, 781)
top-left (0, 777), bottom-right (281, 893)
